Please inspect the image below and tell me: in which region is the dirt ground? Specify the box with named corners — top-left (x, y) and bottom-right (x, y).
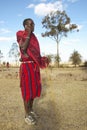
top-left (0, 67), bottom-right (87, 130)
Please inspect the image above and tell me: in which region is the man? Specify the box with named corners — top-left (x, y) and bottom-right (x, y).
top-left (16, 18), bottom-right (49, 125)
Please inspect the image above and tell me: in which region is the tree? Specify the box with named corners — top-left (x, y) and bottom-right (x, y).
top-left (69, 50), bottom-right (82, 67)
top-left (46, 54), bottom-right (53, 64)
top-left (41, 10), bottom-right (78, 67)
top-left (84, 61), bottom-right (87, 67)
top-left (54, 54), bottom-right (61, 67)
top-left (8, 43), bottom-right (20, 64)
top-left (0, 50), bottom-right (3, 64)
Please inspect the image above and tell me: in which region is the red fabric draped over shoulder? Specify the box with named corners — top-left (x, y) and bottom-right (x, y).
top-left (16, 30), bottom-right (49, 68)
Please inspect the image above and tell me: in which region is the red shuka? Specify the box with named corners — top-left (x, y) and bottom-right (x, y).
top-left (16, 30), bottom-right (49, 68)
top-left (16, 30), bottom-right (48, 102)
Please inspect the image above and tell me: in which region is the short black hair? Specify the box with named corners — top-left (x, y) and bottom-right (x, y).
top-left (23, 18), bottom-right (34, 27)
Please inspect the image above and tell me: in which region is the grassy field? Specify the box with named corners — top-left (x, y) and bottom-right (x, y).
top-left (0, 67), bottom-right (87, 130)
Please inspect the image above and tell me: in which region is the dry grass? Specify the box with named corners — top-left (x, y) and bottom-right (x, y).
top-left (0, 67), bottom-right (87, 130)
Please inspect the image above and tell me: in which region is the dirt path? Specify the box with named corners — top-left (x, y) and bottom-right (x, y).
top-left (0, 68), bottom-right (87, 130)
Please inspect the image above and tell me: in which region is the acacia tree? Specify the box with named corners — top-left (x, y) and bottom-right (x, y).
top-left (69, 50), bottom-right (82, 67)
top-left (8, 43), bottom-right (20, 64)
top-left (0, 50), bottom-right (3, 64)
top-left (84, 61), bottom-right (87, 67)
top-left (54, 54), bottom-right (61, 67)
top-left (41, 10), bottom-right (78, 67)
top-left (46, 54), bottom-right (53, 64)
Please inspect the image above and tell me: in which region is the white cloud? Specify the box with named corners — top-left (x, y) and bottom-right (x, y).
top-left (35, 1), bottom-right (63, 16)
top-left (77, 24), bottom-right (83, 30)
top-left (27, 1), bottom-right (63, 16)
top-left (65, 23), bottom-right (82, 31)
top-left (40, 0), bottom-right (47, 2)
top-left (26, 4), bottom-right (35, 8)
top-left (0, 28), bottom-right (11, 34)
top-left (33, 0), bottom-right (47, 2)
top-left (63, 38), bottom-right (80, 45)
top-left (67, 0), bottom-right (78, 3)
top-left (0, 36), bottom-right (15, 42)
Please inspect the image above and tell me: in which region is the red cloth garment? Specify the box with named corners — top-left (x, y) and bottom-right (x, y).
top-left (20, 62), bottom-right (41, 102)
top-left (16, 30), bottom-right (49, 102)
top-left (16, 30), bottom-right (49, 68)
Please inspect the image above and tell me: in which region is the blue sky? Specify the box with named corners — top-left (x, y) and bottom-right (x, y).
top-left (0, 0), bottom-right (87, 63)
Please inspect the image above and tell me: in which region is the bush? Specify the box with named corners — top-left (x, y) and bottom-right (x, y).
top-left (84, 61), bottom-right (87, 67)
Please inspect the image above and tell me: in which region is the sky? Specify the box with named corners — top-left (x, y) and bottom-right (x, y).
top-left (0, 0), bottom-right (87, 63)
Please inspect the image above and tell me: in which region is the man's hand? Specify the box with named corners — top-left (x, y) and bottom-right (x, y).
top-left (25, 25), bottom-right (32, 36)
top-left (25, 20), bottom-right (34, 35)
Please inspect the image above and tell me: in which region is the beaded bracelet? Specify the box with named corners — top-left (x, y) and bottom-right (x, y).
top-left (26, 36), bottom-right (30, 39)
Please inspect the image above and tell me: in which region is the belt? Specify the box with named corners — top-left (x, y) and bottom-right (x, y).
top-left (21, 61), bottom-right (34, 64)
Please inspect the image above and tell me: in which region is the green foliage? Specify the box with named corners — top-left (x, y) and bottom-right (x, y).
top-left (69, 50), bottom-right (82, 67)
top-left (0, 50), bottom-right (3, 63)
top-left (54, 55), bottom-right (61, 63)
top-left (42, 10), bottom-right (78, 41)
top-left (84, 61), bottom-right (87, 67)
top-left (46, 54), bottom-right (53, 64)
top-left (41, 10), bottom-right (78, 67)
top-left (0, 50), bottom-right (3, 58)
top-left (8, 43), bottom-right (20, 63)
top-left (54, 54), bottom-right (61, 67)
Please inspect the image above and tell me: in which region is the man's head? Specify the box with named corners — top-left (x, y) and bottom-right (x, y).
top-left (23, 18), bottom-right (35, 32)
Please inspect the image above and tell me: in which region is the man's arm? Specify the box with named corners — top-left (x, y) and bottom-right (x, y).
top-left (20, 24), bottom-right (33, 51)
top-left (17, 22), bottom-right (33, 52)
top-left (19, 35), bottom-right (30, 52)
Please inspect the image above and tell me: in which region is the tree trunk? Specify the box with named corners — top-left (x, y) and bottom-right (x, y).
top-left (57, 40), bottom-right (59, 68)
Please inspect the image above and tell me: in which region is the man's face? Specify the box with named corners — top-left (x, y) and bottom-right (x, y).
top-left (25, 20), bottom-right (35, 32)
